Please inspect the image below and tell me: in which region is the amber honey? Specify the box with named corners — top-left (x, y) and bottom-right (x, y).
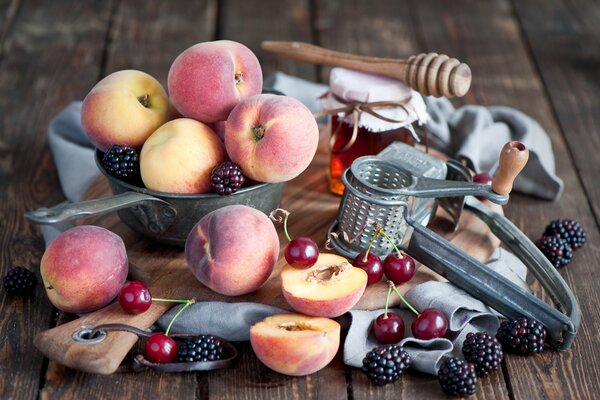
top-left (329, 116), bottom-right (416, 195)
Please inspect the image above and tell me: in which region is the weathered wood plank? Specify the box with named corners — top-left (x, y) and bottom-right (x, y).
top-left (0, 0), bottom-right (113, 399)
top-left (0, 0), bottom-right (20, 58)
top-left (412, 0), bottom-right (600, 398)
top-left (210, 2), bottom-right (344, 398)
top-left (513, 0), bottom-right (600, 234)
top-left (219, 0), bottom-right (317, 81)
top-left (38, 1), bottom-right (218, 399)
top-left (314, 1), bottom-right (512, 398)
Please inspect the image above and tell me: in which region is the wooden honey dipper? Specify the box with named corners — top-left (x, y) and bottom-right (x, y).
top-left (261, 41), bottom-right (472, 98)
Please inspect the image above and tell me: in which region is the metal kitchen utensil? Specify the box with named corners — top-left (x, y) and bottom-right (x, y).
top-left (25, 150), bottom-right (283, 246)
top-left (328, 141), bottom-right (580, 349)
top-left (330, 154), bottom-right (509, 258)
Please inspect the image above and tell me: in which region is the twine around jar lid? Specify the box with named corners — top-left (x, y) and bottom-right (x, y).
top-left (320, 68), bottom-right (428, 132)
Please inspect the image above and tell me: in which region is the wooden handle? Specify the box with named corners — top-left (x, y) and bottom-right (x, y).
top-left (492, 141), bottom-right (529, 195)
top-left (35, 300), bottom-right (171, 375)
top-left (261, 41), bottom-right (472, 97)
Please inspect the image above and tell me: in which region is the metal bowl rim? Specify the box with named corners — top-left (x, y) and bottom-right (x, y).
top-left (94, 149), bottom-right (279, 200)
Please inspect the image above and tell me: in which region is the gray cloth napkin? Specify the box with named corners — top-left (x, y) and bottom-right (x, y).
top-left (43, 73), bottom-right (548, 375)
top-left (157, 247), bottom-right (529, 375)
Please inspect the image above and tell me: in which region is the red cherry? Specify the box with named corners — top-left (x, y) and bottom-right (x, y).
top-left (473, 173), bottom-right (493, 201)
top-left (285, 237), bottom-right (319, 269)
top-left (372, 312), bottom-right (405, 344)
top-left (144, 333), bottom-right (178, 363)
top-left (383, 253), bottom-right (416, 284)
top-left (352, 252), bottom-right (384, 285)
top-left (411, 308), bottom-right (448, 340)
top-left (118, 281), bottom-right (152, 314)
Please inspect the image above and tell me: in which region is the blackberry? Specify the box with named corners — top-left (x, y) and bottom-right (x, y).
top-left (536, 235), bottom-right (573, 268)
top-left (496, 317), bottom-right (546, 355)
top-left (361, 343), bottom-right (411, 385)
top-left (544, 219), bottom-right (586, 250)
top-left (461, 332), bottom-right (503, 377)
top-left (176, 335), bottom-right (223, 362)
top-left (102, 145), bottom-right (141, 182)
top-left (3, 267), bottom-right (37, 296)
top-left (210, 161), bottom-right (245, 196)
top-left (437, 357), bottom-right (478, 397)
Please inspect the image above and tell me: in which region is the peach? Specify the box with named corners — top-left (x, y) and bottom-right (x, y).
top-left (225, 94), bottom-right (319, 183)
top-left (281, 253), bottom-right (368, 318)
top-left (250, 314), bottom-right (340, 376)
top-left (168, 40), bottom-right (262, 123)
top-left (81, 70), bottom-right (169, 151)
top-left (140, 118), bottom-right (226, 194)
top-left (185, 205), bottom-right (279, 296)
top-left (40, 225), bottom-right (128, 314)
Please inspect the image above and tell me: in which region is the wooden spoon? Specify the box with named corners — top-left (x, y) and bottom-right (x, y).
top-left (261, 41), bottom-right (472, 98)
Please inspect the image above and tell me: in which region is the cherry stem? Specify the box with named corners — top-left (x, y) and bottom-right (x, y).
top-left (269, 208), bottom-right (292, 242)
top-left (363, 229), bottom-right (379, 262)
top-left (390, 282), bottom-right (420, 316)
top-left (152, 298), bottom-right (190, 304)
top-left (376, 226), bottom-right (403, 257)
top-left (164, 299), bottom-right (194, 336)
top-left (384, 282), bottom-right (393, 319)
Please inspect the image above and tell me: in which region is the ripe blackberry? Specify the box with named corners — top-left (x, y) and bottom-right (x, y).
top-left (102, 145), bottom-right (141, 182)
top-left (544, 219), bottom-right (586, 250)
top-left (210, 161), bottom-right (245, 196)
top-left (3, 267), bottom-right (37, 296)
top-left (176, 335), bottom-right (223, 362)
top-left (496, 317), bottom-right (546, 355)
top-left (361, 343), bottom-right (411, 385)
top-left (536, 235), bottom-right (573, 268)
top-left (462, 332), bottom-right (503, 377)
top-left (437, 357), bottom-right (477, 397)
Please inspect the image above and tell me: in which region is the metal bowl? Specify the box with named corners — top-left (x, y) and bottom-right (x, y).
top-left (25, 149), bottom-right (283, 247)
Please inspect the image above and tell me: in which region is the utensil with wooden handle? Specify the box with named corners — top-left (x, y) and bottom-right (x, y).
top-left (261, 41), bottom-right (472, 97)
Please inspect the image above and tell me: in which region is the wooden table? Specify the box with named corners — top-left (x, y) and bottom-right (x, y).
top-left (2, 0), bottom-right (599, 398)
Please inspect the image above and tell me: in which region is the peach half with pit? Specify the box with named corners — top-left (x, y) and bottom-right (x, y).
top-left (281, 253), bottom-right (368, 318)
top-left (249, 313), bottom-right (341, 376)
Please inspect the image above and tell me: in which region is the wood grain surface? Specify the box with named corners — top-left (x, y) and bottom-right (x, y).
top-left (1, 0), bottom-right (599, 399)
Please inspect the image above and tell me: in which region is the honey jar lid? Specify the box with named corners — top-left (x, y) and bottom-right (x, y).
top-left (322, 68), bottom-right (428, 132)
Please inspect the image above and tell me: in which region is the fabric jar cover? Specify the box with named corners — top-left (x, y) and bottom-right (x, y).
top-left (321, 67), bottom-right (429, 132)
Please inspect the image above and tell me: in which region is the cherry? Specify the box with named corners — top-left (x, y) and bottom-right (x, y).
top-left (271, 208), bottom-right (319, 269)
top-left (118, 281), bottom-right (152, 314)
top-left (353, 252), bottom-right (384, 285)
top-left (144, 333), bottom-right (178, 363)
top-left (473, 172), bottom-right (493, 201)
top-left (383, 252), bottom-right (416, 284)
top-left (411, 308), bottom-right (448, 340)
top-left (285, 237), bottom-right (319, 269)
top-left (373, 312), bottom-right (405, 344)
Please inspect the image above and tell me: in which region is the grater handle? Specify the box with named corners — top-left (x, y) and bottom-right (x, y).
top-left (492, 141), bottom-right (529, 195)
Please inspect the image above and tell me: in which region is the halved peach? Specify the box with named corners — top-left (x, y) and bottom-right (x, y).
top-left (249, 313), bottom-right (340, 376)
top-left (281, 253), bottom-right (368, 317)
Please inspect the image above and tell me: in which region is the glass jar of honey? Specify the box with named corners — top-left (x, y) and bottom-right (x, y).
top-left (321, 68), bottom-right (428, 195)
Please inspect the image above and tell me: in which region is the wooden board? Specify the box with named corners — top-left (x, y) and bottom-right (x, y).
top-left (34, 124), bottom-right (502, 375)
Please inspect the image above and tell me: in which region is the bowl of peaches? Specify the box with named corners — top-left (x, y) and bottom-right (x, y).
top-left (27, 40), bottom-right (320, 246)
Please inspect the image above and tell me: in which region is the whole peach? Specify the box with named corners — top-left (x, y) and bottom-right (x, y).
top-left (225, 94), bottom-right (319, 183)
top-left (81, 70), bottom-right (169, 151)
top-left (40, 225), bottom-right (128, 314)
top-left (250, 314), bottom-right (341, 376)
top-left (140, 118), bottom-right (226, 194)
top-left (168, 40), bottom-right (262, 123)
top-left (185, 205), bottom-right (279, 296)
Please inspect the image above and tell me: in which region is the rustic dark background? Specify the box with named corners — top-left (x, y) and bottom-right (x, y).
top-left (1, 0), bottom-right (599, 399)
